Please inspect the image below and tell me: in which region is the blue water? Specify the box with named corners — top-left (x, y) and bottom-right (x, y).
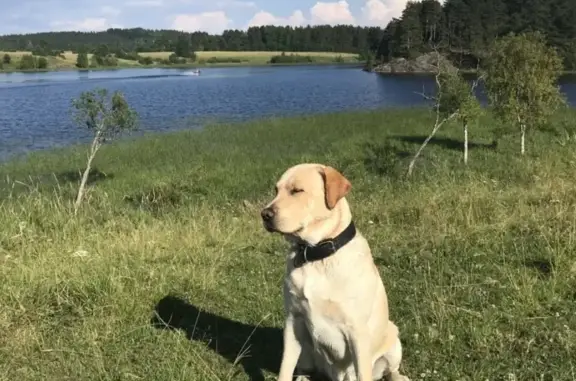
top-left (1, 65), bottom-right (575, 161)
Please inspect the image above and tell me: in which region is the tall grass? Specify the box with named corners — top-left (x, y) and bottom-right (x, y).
top-left (1, 108), bottom-right (576, 380)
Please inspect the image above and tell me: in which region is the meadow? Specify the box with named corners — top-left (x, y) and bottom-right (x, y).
top-left (0, 50), bottom-right (359, 71)
top-left (1, 108), bottom-right (576, 381)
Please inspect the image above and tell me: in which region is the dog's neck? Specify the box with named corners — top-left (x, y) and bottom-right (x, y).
top-left (286, 198), bottom-right (353, 247)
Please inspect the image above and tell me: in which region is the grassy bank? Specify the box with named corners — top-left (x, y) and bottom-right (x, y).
top-left (1, 108), bottom-right (576, 380)
top-left (0, 50), bottom-right (359, 72)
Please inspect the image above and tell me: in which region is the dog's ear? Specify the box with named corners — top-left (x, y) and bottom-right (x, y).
top-left (320, 166), bottom-right (351, 210)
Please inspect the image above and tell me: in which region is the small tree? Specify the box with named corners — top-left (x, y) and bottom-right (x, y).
top-left (484, 32), bottom-right (565, 155)
top-left (175, 35), bottom-right (195, 59)
top-left (2, 53), bottom-right (11, 64)
top-left (71, 89), bottom-right (138, 213)
top-left (437, 69), bottom-right (483, 165)
top-left (76, 51), bottom-right (89, 68)
top-left (407, 50), bottom-right (459, 177)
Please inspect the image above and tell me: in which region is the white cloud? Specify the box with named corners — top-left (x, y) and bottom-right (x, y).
top-left (310, 0), bottom-right (355, 25)
top-left (171, 11), bottom-right (232, 34)
top-left (125, 0), bottom-right (164, 7)
top-left (50, 17), bottom-right (122, 32)
top-left (247, 10), bottom-right (306, 28)
top-left (361, 0), bottom-right (406, 27)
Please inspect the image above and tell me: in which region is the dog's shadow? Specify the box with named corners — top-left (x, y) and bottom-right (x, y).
top-left (151, 294), bottom-right (283, 381)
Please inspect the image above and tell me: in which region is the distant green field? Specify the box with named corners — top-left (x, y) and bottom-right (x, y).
top-left (0, 50), bottom-right (359, 71)
top-left (1, 108), bottom-right (576, 380)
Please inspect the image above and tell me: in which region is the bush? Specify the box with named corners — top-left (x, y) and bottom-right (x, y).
top-left (116, 50), bottom-right (141, 61)
top-left (138, 56), bottom-right (154, 65)
top-left (92, 54), bottom-right (119, 67)
top-left (168, 53), bottom-right (187, 64)
top-left (2, 53), bottom-right (11, 64)
top-left (19, 54), bottom-right (37, 70)
top-left (205, 56), bottom-right (243, 64)
top-left (37, 57), bottom-right (48, 69)
top-left (269, 52), bottom-right (314, 64)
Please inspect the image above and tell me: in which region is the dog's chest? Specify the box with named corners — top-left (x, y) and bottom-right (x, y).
top-left (285, 263), bottom-right (350, 362)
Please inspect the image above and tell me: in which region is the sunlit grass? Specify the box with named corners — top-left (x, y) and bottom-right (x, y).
top-left (1, 108), bottom-right (576, 380)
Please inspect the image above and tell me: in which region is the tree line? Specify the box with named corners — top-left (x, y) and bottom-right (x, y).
top-left (0, 25), bottom-right (384, 56)
top-left (376, 0), bottom-right (576, 69)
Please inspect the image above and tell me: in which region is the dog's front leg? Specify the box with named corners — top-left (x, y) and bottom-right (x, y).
top-left (278, 314), bottom-right (302, 381)
top-left (349, 327), bottom-right (373, 381)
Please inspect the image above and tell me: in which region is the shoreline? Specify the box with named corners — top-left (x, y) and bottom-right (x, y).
top-left (368, 68), bottom-right (576, 76)
top-left (0, 60), bottom-right (363, 74)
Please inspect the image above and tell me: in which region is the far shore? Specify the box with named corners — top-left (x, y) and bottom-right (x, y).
top-left (0, 61), bottom-right (363, 74)
top-left (0, 50), bottom-right (362, 74)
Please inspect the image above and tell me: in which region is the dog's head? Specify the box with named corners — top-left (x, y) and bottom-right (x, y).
top-left (260, 163), bottom-right (351, 240)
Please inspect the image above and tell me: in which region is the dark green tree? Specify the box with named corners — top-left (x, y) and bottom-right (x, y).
top-left (76, 51), bottom-right (89, 68)
top-left (2, 53), bottom-right (11, 64)
top-left (175, 35), bottom-right (193, 58)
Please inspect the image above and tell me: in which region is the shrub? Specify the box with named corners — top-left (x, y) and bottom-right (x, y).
top-left (138, 56), bottom-right (154, 65)
top-left (19, 54), bottom-right (37, 70)
top-left (37, 57), bottom-right (48, 69)
top-left (269, 52), bottom-right (314, 64)
top-left (205, 57), bottom-right (243, 64)
top-left (168, 53), bottom-right (186, 64)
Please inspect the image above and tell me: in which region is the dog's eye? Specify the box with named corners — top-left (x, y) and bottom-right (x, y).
top-left (290, 188), bottom-right (304, 195)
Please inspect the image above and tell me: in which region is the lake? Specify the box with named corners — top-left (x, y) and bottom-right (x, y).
top-left (1, 65), bottom-right (575, 162)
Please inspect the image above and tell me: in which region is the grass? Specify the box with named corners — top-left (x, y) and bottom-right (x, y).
top-left (0, 50), bottom-right (359, 72)
top-left (1, 108), bottom-right (576, 380)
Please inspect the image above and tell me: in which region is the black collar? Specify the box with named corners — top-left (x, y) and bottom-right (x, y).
top-left (293, 221), bottom-right (357, 268)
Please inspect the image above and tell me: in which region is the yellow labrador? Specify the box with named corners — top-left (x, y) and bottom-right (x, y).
top-left (261, 163), bottom-right (409, 381)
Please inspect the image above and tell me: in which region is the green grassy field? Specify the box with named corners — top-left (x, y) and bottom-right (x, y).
top-left (1, 108), bottom-right (576, 380)
top-left (0, 50), bottom-right (359, 72)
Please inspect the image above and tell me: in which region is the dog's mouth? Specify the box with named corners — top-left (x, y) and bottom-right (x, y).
top-left (263, 221), bottom-right (278, 233)
top-left (262, 220), bottom-right (303, 235)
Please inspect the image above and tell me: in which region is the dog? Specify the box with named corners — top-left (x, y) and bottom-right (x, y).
top-left (260, 163), bottom-right (409, 381)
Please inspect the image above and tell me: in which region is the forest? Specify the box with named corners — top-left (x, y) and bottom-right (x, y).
top-left (0, 25), bottom-right (384, 56)
top-left (376, 0), bottom-right (576, 69)
top-left (0, 0), bottom-right (575, 69)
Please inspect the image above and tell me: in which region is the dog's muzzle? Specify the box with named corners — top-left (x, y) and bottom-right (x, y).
top-left (260, 207), bottom-right (277, 232)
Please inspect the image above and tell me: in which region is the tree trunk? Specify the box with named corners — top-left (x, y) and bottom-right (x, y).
top-left (463, 122), bottom-right (468, 165)
top-left (407, 112), bottom-right (457, 177)
top-left (74, 133), bottom-right (101, 214)
top-left (521, 124), bottom-right (526, 155)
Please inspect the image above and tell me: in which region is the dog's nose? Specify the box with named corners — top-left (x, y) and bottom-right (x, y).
top-left (261, 207), bottom-right (275, 221)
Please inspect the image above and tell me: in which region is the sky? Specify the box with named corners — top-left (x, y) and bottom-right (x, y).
top-left (0, 0), bottom-right (410, 36)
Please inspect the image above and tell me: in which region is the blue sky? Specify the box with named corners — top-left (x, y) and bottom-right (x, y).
top-left (0, 0), bottom-right (410, 35)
